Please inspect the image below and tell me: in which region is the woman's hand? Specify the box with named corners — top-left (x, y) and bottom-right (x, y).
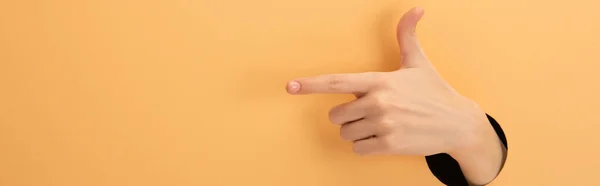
top-left (285, 7), bottom-right (506, 185)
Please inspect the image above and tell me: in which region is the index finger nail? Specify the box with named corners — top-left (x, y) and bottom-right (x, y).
top-left (286, 81), bottom-right (301, 94)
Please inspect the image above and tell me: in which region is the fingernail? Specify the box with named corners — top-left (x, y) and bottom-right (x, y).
top-left (286, 81), bottom-right (300, 93)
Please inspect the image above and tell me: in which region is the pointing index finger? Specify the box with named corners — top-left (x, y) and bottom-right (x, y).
top-left (286, 72), bottom-right (379, 95)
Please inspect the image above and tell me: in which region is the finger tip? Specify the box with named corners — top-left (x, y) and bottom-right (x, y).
top-left (413, 6), bottom-right (424, 14)
top-left (398, 7), bottom-right (424, 28)
top-left (286, 81), bottom-right (301, 94)
top-left (408, 7), bottom-right (425, 21)
top-left (414, 7), bottom-right (425, 19)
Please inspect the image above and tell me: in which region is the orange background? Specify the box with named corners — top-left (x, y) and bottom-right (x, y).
top-left (1, 0), bottom-right (599, 185)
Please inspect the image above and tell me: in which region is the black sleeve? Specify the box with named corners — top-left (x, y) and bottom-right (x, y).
top-left (425, 114), bottom-right (508, 186)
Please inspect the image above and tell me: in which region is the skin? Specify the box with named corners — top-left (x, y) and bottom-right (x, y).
top-left (284, 7), bottom-right (507, 186)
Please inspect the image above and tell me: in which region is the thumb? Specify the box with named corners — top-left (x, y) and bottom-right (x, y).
top-left (397, 7), bottom-right (428, 68)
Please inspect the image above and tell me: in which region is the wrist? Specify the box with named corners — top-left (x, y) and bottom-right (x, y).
top-left (447, 101), bottom-right (492, 156)
top-left (447, 110), bottom-right (506, 185)
top-left (448, 107), bottom-right (493, 157)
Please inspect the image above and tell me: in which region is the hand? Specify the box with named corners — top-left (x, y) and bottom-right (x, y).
top-left (285, 7), bottom-right (506, 185)
top-left (285, 7), bottom-right (493, 157)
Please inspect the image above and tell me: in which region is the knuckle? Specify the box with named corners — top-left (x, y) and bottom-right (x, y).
top-left (339, 127), bottom-right (350, 141)
top-left (352, 147), bottom-right (364, 155)
top-left (328, 107), bottom-right (341, 124)
top-left (328, 103), bottom-right (350, 125)
top-left (380, 136), bottom-right (396, 150)
top-left (377, 116), bottom-right (395, 130)
top-left (352, 144), bottom-right (368, 155)
top-left (371, 93), bottom-right (389, 109)
top-left (327, 75), bottom-right (345, 91)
